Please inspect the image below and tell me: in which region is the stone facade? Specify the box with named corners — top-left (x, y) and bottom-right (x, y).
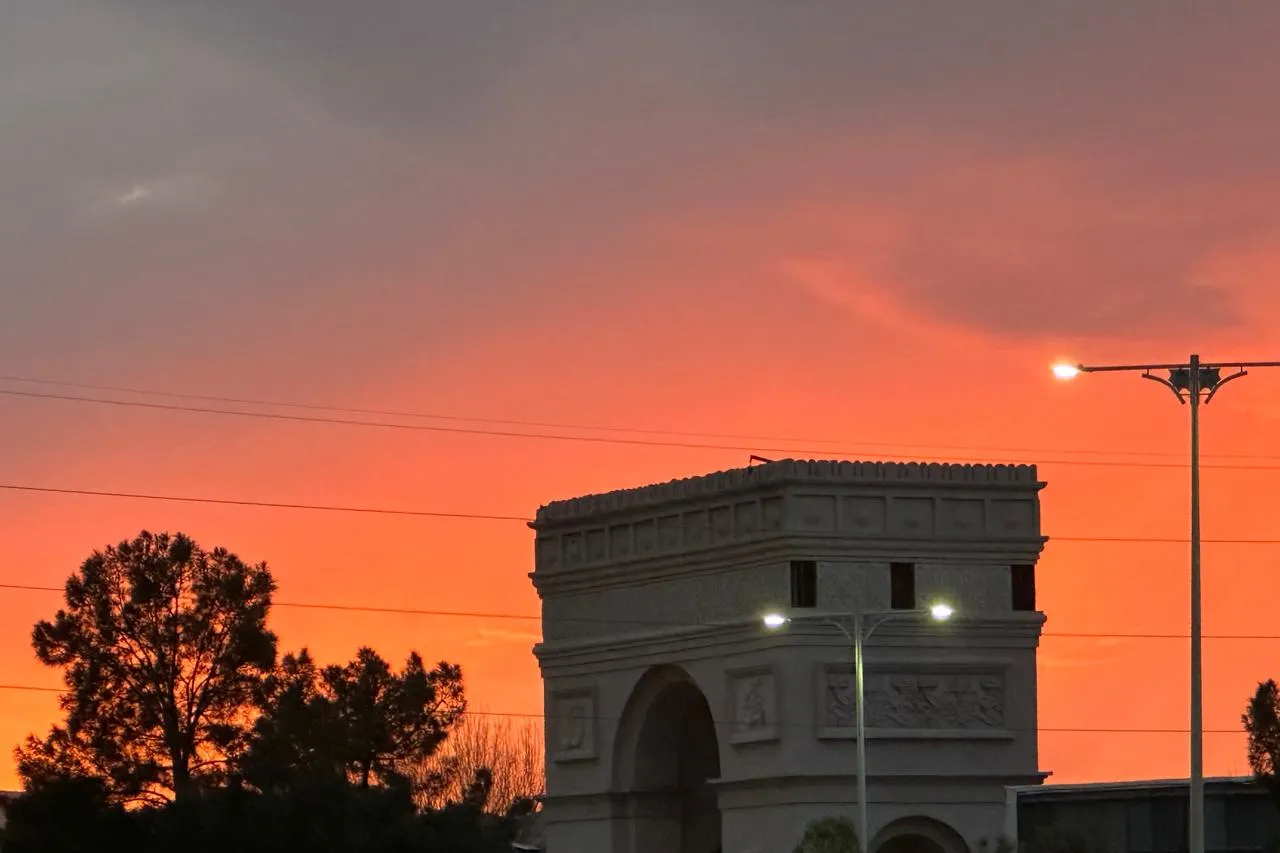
top-left (530, 459), bottom-right (1048, 853)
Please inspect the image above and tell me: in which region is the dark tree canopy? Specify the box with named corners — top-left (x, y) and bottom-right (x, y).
top-left (4, 529), bottom-right (508, 852)
top-left (0, 776), bottom-right (139, 853)
top-left (240, 646), bottom-right (466, 793)
top-left (1245, 679), bottom-right (1280, 804)
top-left (793, 816), bottom-right (859, 853)
top-left (0, 772), bottom-right (523, 853)
top-left (14, 530), bottom-right (277, 803)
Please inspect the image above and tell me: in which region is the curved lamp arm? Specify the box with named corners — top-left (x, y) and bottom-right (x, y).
top-left (1142, 370), bottom-right (1187, 404)
top-left (1204, 369), bottom-right (1247, 404)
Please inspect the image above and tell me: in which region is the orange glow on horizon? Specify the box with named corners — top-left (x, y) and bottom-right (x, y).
top-left (5, 344), bottom-right (1280, 789)
top-left (6, 0), bottom-right (1280, 794)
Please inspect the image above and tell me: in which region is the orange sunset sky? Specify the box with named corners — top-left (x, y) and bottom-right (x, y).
top-left (4, 1), bottom-right (1280, 790)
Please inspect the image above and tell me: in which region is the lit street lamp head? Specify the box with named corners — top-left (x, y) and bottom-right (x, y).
top-left (1051, 363), bottom-right (1081, 380)
top-left (762, 606), bottom-right (953, 628)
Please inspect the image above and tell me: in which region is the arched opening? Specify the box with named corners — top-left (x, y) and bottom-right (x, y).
top-left (877, 833), bottom-right (947, 853)
top-left (612, 665), bottom-right (722, 853)
top-left (870, 816), bottom-right (969, 853)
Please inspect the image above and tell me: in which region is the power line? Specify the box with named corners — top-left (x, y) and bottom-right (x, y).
top-left (9, 482), bottom-right (1280, 548)
top-left (0, 374), bottom-right (845, 446)
top-left (0, 484), bottom-right (530, 521)
top-left (5, 373), bottom-right (1280, 464)
top-left (6, 387), bottom-right (1280, 472)
top-left (2, 583), bottom-right (1278, 640)
top-left (0, 682), bottom-right (1250, 736)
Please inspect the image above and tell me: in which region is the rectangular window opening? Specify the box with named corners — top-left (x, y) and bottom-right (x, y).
top-left (1012, 564), bottom-right (1036, 611)
top-left (790, 560), bottom-right (817, 609)
top-left (890, 562), bottom-right (915, 610)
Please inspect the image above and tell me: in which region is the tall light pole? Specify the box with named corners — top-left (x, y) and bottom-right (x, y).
top-left (1053, 354), bottom-right (1280, 853)
top-left (762, 602), bottom-right (955, 846)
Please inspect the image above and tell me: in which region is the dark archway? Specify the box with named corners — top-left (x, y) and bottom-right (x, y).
top-left (870, 816), bottom-right (969, 853)
top-left (877, 833), bottom-right (947, 853)
top-left (612, 665), bottom-right (722, 853)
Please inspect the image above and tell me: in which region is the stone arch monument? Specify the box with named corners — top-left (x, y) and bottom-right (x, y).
top-left (530, 459), bottom-right (1048, 853)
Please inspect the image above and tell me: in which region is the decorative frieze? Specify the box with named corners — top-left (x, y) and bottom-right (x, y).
top-left (939, 498), bottom-right (985, 535)
top-left (841, 496), bottom-right (887, 534)
top-left (533, 459), bottom-right (1040, 527)
top-left (890, 497), bottom-right (935, 536)
top-left (725, 665), bottom-right (779, 745)
top-left (534, 493), bottom-right (1042, 573)
top-left (992, 498), bottom-right (1038, 534)
top-left (818, 665), bottom-right (1007, 738)
top-left (550, 686), bottom-right (598, 763)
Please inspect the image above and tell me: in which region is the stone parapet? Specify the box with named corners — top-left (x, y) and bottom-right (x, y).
top-left (530, 459), bottom-right (1045, 581)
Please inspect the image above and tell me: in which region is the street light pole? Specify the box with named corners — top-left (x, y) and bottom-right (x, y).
top-left (1189, 354), bottom-right (1203, 853)
top-left (1054, 354), bottom-right (1280, 853)
top-left (763, 603), bottom-right (954, 847)
top-left (851, 610), bottom-right (869, 845)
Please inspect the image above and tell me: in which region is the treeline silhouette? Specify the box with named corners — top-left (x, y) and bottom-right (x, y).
top-left (3, 770), bottom-right (529, 853)
top-left (2, 530), bottom-right (537, 853)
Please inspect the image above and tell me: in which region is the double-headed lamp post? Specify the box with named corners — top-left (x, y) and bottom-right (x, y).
top-left (761, 602), bottom-right (955, 845)
top-left (1054, 354), bottom-right (1280, 853)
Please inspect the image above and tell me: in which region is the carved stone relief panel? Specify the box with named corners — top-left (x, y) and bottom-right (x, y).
top-left (536, 536), bottom-right (561, 572)
top-left (609, 525), bottom-right (632, 560)
top-left (586, 528), bottom-right (608, 564)
top-left (550, 686), bottom-right (597, 763)
top-left (939, 498), bottom-right (985, 536)
top-left (711, 505), bottom-right (733, 542)
top-left (684, 510), bottom-right (709, 548)
top-left (841, 496), bottom-right (887, 535)
top-left (634, 519), bottom-right (656, 556)
top-left (725, 665), bottom-right (779, 745)
top-left (658, 515), bottom-right (681, 551)
top-left (563, 532), bottom-right (584, 569)
top-left (991, 499), bottom-right (1036, 535)
top-left (734, 501), bottom-right (761, 537)
top-left (890, 497), bottom-right (936, 537)
top-left (794, 495), bottom-right (837, 532)
top-left (817, 665), bottom-right (1007, 739)
top-left (761, 497), bottom-right (785, 532)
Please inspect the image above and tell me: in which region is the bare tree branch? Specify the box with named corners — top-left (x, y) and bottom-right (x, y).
top-left (406, 708), bottom-right (544, 814)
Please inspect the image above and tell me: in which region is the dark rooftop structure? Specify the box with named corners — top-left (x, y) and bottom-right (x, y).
top-left (1007, 776), bottom-right (1280, 853)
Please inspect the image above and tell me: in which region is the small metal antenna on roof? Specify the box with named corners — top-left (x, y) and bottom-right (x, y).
top-left (749, 455), bottom-right (774, 466)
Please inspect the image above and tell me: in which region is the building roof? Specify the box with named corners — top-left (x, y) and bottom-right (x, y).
top-left (532, 458), bottom-right (1042, 526)
top-left (1014, 776), bottom-right (1262, 800)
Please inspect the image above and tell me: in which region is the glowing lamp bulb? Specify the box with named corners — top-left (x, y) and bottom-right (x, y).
top-left (929, 603), bottom-right (954, 622)
top-left (1052, 363), bottom-right (1081, 380)
top-left (762, 612), bottom-right (788, 629)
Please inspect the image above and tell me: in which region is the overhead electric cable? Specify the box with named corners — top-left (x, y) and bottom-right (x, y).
top-left (6, 387), bottom-right (1280, 472)
top-left (0, 682), bottom-right (1250, 736)
top-left (6, 373), bottom-right (1280, 462)
top-left (2, 582), bottom-right (1278, 639)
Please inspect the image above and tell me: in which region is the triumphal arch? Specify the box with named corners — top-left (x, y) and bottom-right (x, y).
top-left (530, 459), bottom-right (1048, 853)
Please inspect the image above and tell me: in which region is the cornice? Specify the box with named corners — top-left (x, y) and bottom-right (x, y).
top-left (714, 770), bottom-right (1053, 789)
top-left (710, 771), bottom-right (1053, 805)
top-left (535, 614), bottom-right (1046, 673)
top-left (532, 534), bottom-right (1048, 596)
top-left (537, 771), bottom-right (1051, 801)
top-left (531, 459), bottom-right (1044, 531)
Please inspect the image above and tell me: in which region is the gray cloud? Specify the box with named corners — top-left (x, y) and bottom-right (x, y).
top-left (4, 0), bottom-right (1280, 380)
